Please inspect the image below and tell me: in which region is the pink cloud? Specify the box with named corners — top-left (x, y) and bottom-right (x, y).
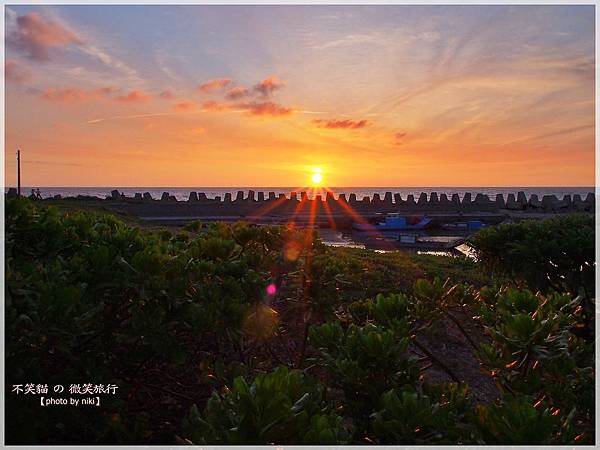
top-left (198, 78), bottom-right (233, 94)
top-left (115, 90), bottom-right (152, 103)
top-left (312, 119), bottom-right (370, 129)
top-left (7, 12), bottom-right (80, 61)
top-left (5, 59), bottom-right (31, 83)
top-left (202, 100), bottom-right (231, 112)
top-left (173, 100), bottom-right (196, 112)
top-left (225, 86), bottom-right (250, 101)
top-left (41, 88), bottom-right (90, 103)
top-left (254, 75), bottom-right (286, 97)
top-left (238, 101), bottom-right (293, 117)
top-left (93, 86), bottom-right (117, 97)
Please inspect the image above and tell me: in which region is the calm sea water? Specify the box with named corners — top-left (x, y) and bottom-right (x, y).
top-left (13, 186), bottom-right (595, 201)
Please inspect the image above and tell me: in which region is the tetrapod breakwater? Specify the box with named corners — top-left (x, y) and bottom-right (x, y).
top-left (10, 188), bottom-right (594, 229)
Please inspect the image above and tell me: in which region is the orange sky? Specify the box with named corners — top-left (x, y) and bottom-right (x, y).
top-left (4, 5), bottom-right (595, 187)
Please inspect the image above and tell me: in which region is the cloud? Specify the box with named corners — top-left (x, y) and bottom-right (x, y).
top-left (312, 118), bottom-right (370, 129)
top-left (254, 75), bottom-right (286, 97)
top-left (201, 99), bottom-right (293, 117)
top-left (394, 131), bottom-right (407, 145)
top-left (202, 100), bottom-right (232, 112)
top-left (115, 90), bottom-right (152, 103)
top-left (93, 86), bottom-right (117, 97)
top-left (173, 100), bottom-right (196, 112)
top-left (5, 59), bottom-right (31, 82)
top-left (41, 87), bottom-right (90, 103)
top-left (198, 78), bottom-right (232, 94)
top-left (159, 90), bottom-right (174, 99)
top-left (6, 12), bottom-right (80, 61)
top-left (237, 101), bottom-right (293, 117)
top-left (225, 86), bottom-right (250, 101)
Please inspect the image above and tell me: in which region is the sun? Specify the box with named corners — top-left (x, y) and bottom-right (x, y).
top-left (311, 168), bottom-right (323, 185)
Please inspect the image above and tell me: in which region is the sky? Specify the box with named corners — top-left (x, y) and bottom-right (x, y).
top-left (4, 5), bottom-right (595, 187)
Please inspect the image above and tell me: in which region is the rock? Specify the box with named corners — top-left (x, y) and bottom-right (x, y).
top-left (541, 195), bottom-right (559, 211)
top-left (394, 193), bottom-right (402, 204)
top-left (268, 192), bottom-right (276, 201)
top-left (198, 192), bottom-right (208, 201)
top-left (495, 194), bottom-right (506, 208)
top-left (451, 194), bottom-right (461, 205)
top-left (517, 191), bottom-right (527, 206)
top-left (384, 192), bottom-right (393, 205)
top-left (528, 194), bottom-right (541, 208)
top-left (301, 191), bottom-right (308, 201)
top-left (405, 195), bottom-right (416, 207)
top-left (462, 193), bottom-right (472, 206)
top-left (54, 194), bottom-right (62, 200)
top-left (224, 193), bottom-right (232, 203)
top-left (258, 192), bottom-right (265, 202)
top-left (417, 192), bottom-right (428, 206)
top-left (111, 189), bottom-right (121, 200)
top-left (161, 192), bottom-right (170, 201)
top-left (143, 192), bottom-right (153, 200)
top-left (134, 193), bottom-right (142, 200)
top-left (348, 194), bottom-right (357, 204)
top-left (559, 195), bottom-right (572, 209)
top-left (6, 188), bottom-right (17, 198)
top-left (429, 192), bottom-right (439, 205)
top-left (338, 193), bottom-right (347, 203)
top-left (506, 193), bottom-right (521, 210)
top-left (235, 191), bottom-right (244, 201)
top-left (247, 190), bottom-right (256, 201)
top-left (169, 195), bottom-right (177, 202)
top-left (325, 191), bottom-right (334, 202)
top-left (585, 193), bottom-right (595, 209)
top-left (214, 196), bottom-right (221, 202)
top-left (188, 192), bottom-right (198, 202)
top-left (278, 193), bottom-right (286, 199)
top-left (362, 196), bottom-right (371, 204)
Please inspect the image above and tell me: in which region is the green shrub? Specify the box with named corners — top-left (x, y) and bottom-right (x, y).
top-left (182, 366), bottom-right (348, 444)
top-left (469, 214), bottom-right (595, 296)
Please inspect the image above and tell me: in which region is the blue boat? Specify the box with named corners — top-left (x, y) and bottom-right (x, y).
top-left (442, 220), bottom-right (486, 231)
top-left (353, 213), bottom-right (432, 231)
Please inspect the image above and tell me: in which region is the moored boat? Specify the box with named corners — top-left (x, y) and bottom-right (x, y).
top-left (353, 213), bottom-right (432, 231)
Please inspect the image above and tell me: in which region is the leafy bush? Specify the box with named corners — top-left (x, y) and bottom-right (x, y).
top-left (469, 214), bottom-right (595, 296)
top-left (182, 366), bottom-right (348, 444)
top-left (5, 199), bottom-right (299, 444)
top-left (308, 320), bottom-right (418, 426)
top-left (372, 383), bottom-right (473, 444)
top-left (5, 198), bottom-right (595, 445)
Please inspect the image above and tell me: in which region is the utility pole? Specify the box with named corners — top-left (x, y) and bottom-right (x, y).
top-left (17, 149), bottom-right (21, 197)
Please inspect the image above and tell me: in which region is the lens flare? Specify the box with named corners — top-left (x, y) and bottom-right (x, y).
top-left (266, 283), bottom-right (277, 295)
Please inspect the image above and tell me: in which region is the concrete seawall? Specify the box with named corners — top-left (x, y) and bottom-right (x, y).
top-left (105, 189), bottom-right (595, 213)
top-left (9, 188), bottom-right (595, 227)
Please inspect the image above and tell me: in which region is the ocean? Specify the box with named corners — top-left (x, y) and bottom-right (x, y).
top-left (11, 186), bottom-right (596, 201)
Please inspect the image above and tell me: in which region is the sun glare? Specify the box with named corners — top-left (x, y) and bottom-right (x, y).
top-left (311, 168), bottom-right (323, 185)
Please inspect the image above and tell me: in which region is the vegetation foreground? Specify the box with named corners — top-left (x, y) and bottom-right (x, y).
top-left (5, 198), bottom-right (595, 445)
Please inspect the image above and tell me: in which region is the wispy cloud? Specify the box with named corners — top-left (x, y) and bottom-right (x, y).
top-left (254, 75), bottom-right (286, 97)
top-left (172, 100), bottom-right (196, 112)
top-left (198, 78), bottom-right (233, 94)
top-left (312, 118), bottom-right (370, 129)
top-left (6, 11), bottom-right (80, 61)
top-left (115, 90), bottom-right (152, 103)
top-left (225, 86), bottom-right (250, 100)
top-left (5, 59), bottom-right (32, 82)
top-left (238, 101), bottom-right (293, 117)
